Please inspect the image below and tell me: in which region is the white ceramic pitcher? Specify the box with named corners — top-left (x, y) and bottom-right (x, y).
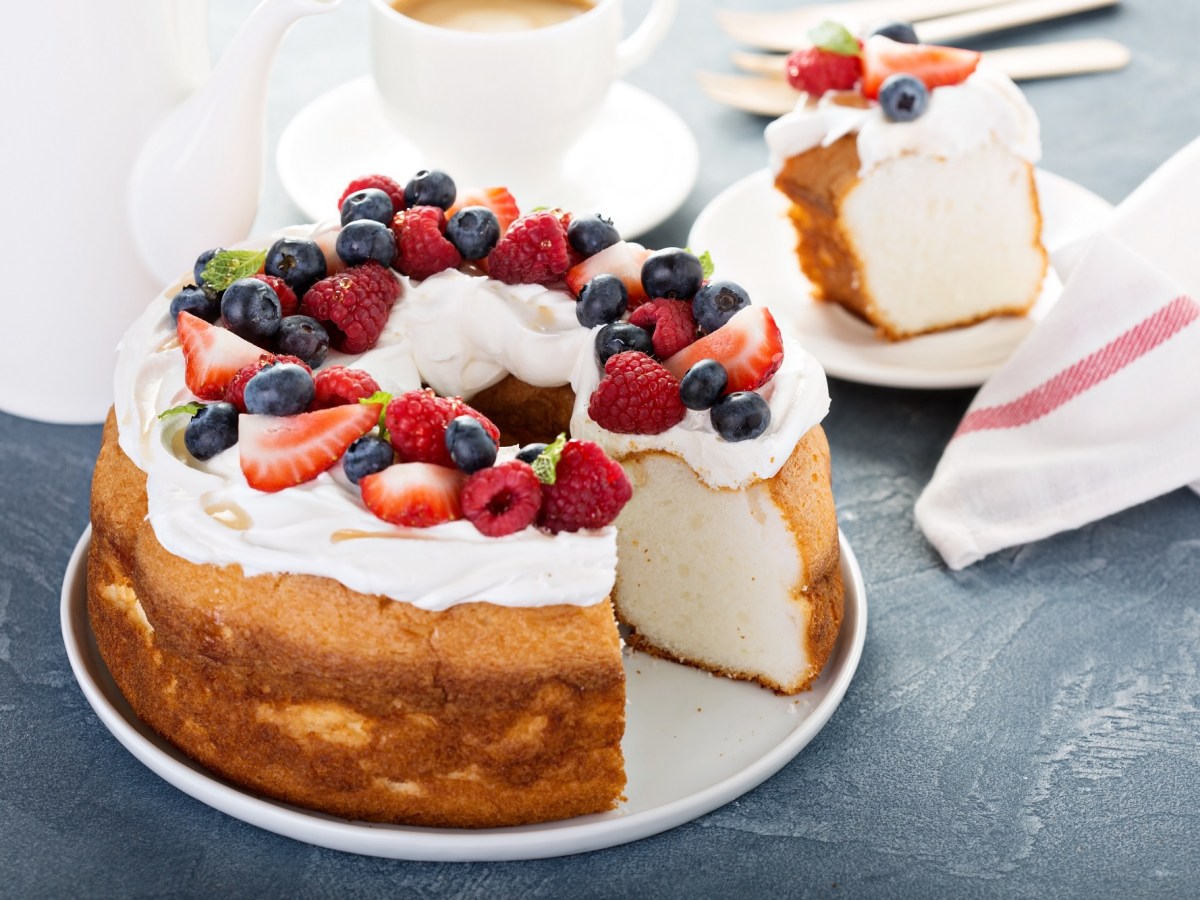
top-left (0, 0), bottom-right (340, 425)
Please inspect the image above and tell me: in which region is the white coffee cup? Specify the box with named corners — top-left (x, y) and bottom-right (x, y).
top-left (368, 0), bottom-right (677, 200)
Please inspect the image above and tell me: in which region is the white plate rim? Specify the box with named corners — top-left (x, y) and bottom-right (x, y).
top-left (276, 77), bottom-right (700, 240)
top-left (688, 167), bottom-right (1114, 390)
top-left (61, 525), bottom-right (866, 861)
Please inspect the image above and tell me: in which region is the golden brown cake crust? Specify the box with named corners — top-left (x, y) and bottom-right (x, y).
top-left (774, 134), bottom-right (1048, 340)
top-left (88, 412), bottom-right (625, 828)
top-left (617, 425), bottom-right (844, 694)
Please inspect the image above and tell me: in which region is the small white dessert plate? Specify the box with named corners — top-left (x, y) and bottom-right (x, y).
top-left (61, 526), bottom-right (866, 862)
top-left (688, 168), bottom-right (1113, 389)
top-left (276, 77), bottom-right (699, 239)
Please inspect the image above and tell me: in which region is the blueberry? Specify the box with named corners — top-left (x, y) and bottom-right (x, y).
top-left (336, 220), bottom-right (397, 268)
top-left (265, 237), bottom-right (328, 297)
top-left (274, 315), bottom-right (330, 369)
top-left (444, 415), bottom-right (498, 473)
top-left (567, 214), bottom-right (620, 258)
top-left (243, 362), bottom-right (315, 416)
top-left (692, 281), bottom-right (751, 334)
top-left (879, 73), bottom-right (929, 122)
top-left (641, 248), bottom-right (704, 301)
top-left (711, 392), bottom-right (772, 442)
top-left (340, 188), bottom-right (395, 226)
top-left (576, 274), bottom-right (628, 327)
top-left (193, 247), bottom-right (222, 288)
top-left (679, 359), bottom-right (729, 411)
top-left (515, 443), bottom-right (547, 464)
top-left (595, 322), bottom-right (653, 365)
top-left (169, 284), bottom-right (220, 323)
top-left (221, 278), bottom-right (282, 345)
top-left (405, 169), bottom-right (457, 210)
top-left (184, 402), bottom-right (239, 461)
top-left (871, 20), bottom-right (919, 43)
top-left (445, 206), bottom-right (501, 260)
top-left (343, 435), bottom-right (395, 485)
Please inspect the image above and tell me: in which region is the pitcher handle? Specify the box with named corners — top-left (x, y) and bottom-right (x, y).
top-left (616, 0), bottom-right (678, 77)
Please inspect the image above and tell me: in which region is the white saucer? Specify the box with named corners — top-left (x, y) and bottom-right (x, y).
top-left (277, 78), bottom-right (699, 239)
top-left (61, 526), bottom-right (866, 862)
top-left (688, 168), bottom-right (1113, 389)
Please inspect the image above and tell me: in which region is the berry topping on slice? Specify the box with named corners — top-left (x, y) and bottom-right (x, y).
top-left (871, 20), bottom-right (919, 44)
top-left (861, 36), bottom-right (981, 100)
top-left (879, 73), bottom-right (929, 121)
top-left (679, 359), bottom-right (728, 410)
top-left (360, 462), bottom-right (465, 528)
top-left (487, 211), bottom-right (572, 285)
top-left (576, 274), bottom-right (629, 328)
top-left (444, 415), bottom-right (499, 473)
top-left (405, 169), bottom-right (457, 211)
top-left (391, 206), bottom-right (463, 280)
top-left (565, 241), bottom-right (652, 308)
top-left (445, 206), bottom-right (501, 261)
top-left (342, 435), bottom-right (395, 485)
top-left (693, 280), bottom-right (751, 334)
top-left (588, 351), bottom-right (687, 435)
top-left (384, 389), bottom-right (500, 468)
top-left (537, 438), bottom-right (632, 534)
top-left (184, 402), bottom-right (239, 461)
top-left (663, 305), bottom-right (784, 394)
top-left (225, 353), bottom-right (312, 413)
top-left (273, 315), bottom-right (330, 369)
top-left (243, 361), bottom-right (316, 417)
top-left (711, 391), bottom-right (773, 442)
top-left (595, 321), bottom-right (653, 365)
top-left (221, 277), bottom-right (282, 346)
top-left (448, 186), bottom-right (520, 235)
top-left (461, 460), bottom-right (543, 537)
top-left (785, 46), bottom-right (863, 95)
top-left (169, 285), bottom-right (220, 324)
top-left (265, 237), bottom-right (328, 298)
top-left (312, 366), bottom-right (381, 410)
top-left (340, 187), bottom-right (396, 226)
top-left (338, 174), bottom-right (407, 215)
top-left (239, 402), bottom-right (380, 493)
top-left (301, 261), bottom-right (400, 354)
top-left (515, 443), bottom-right (548, 464)
top-left (177, 311), bottom-right (266, 401)
top-left (336, 219), bottom-right (398, 268)
top-left (628, 298), bottom-right (698, 360)
top-left (567, 214), bottom-right (621, 259)
top-left (251, 274), bottom-right (299, 317)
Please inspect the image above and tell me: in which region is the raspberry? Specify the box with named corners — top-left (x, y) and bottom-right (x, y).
top-left (461, 461), bottom-right (543, 537)
top-left (312, 366), bottom-right (381, 410)
top-left (392, 206), bottom-right (462, 280)
top-left (250, 273), bottom-right (298, 317)
top-left (224, 354), bottom-right (312, 413)
top-left (785, 46), bottom-right (863, 95)
top-left (487, 211), bottom-right (571, 285)
top-left (538, 440), bottom-right (631, 533)
top-left (301, 262), bottom-right (400, 354)
top-left (384, 389), bottom-right (500, 467)
top-left (629, 299), bottom-right (698, 359)
top-left (338, 174), bottom-right (406, 215)
top-left (587, 351), bottom-right (687, 435)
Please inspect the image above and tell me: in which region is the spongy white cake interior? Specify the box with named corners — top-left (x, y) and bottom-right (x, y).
top-left (841, 145), bottom-right (1045, 337)
top-left (614, 452), bottom-right (815, 692)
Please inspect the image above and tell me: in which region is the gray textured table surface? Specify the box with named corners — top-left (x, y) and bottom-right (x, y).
top-left (4, 0), bottom-right (1199, 896)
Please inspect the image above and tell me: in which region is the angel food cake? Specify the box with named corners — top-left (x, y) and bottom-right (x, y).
top-left (88, 169), bottom-right (843, 827)
top-left (767, 24), bottom-right (1048, 340)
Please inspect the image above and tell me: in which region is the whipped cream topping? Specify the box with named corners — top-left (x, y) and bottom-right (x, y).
top-left (765, 55), bottom-right (1041, 176)
top-left (114, 224), bottom-right (830, 609)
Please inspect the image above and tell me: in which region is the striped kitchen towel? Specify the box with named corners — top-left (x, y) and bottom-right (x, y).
top-left (915, 138), bottom-right (1200, 569)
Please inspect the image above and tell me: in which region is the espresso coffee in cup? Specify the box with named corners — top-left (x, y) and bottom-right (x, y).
top-left (391, 0), bottom-right (595, 32)
top-left (370, 0), bottom-right (677, 200)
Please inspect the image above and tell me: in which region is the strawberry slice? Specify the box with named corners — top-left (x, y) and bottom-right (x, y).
top-left (176, 311), bottom-right (265, 401)
top-left (359, 462), bottom-right (466, 528)
top-left (565, 241), bottom-right (652, 309)
top-left (861, 37), bottom-right (981, 100)
top-left (239, 403), bottom-right (380, 492)
top-left (663, 306), bottom-right (784, 394)
top-left (448, 186), bottom-right (520, 235)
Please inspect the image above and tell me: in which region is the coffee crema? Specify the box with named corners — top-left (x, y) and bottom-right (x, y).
top-left (390, 0), bottom-right (595, 32)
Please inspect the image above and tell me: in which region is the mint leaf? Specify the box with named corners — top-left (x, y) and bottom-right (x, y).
top-left (159, 402), bottom-right (203, 419)
top-left (530, 205), bottom-right (549, 212)
top-left (698, 250), bottom-right (715, 280)
top-left (809, 20), bottom-right (860, 57)
top-left (360, 391), bottom-right (392, 439)
top-left (532, 434), bottom-right (568, 485)
top-left (201, 249), bottom-right (268, 292)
